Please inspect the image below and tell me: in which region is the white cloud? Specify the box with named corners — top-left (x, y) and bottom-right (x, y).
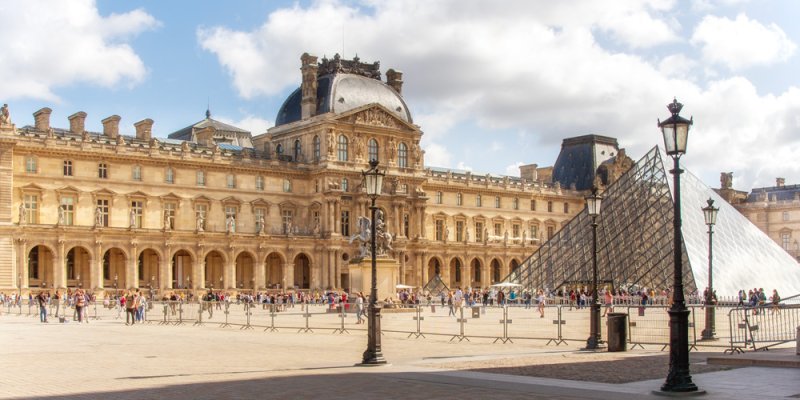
top-left (217, 115), bottom-right (273, 136)
top-left (505, 162), bottom-right (524, 177)
top-left (455, 162), bottom-right (473, 172)
top-left (0, 0), bottom-right (159, 102)
top-left (691, 13), bottom-right (796, 70)
top-left (422, 142), bottom-right (451, 169)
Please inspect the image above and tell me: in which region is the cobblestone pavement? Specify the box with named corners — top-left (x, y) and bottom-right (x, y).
top-left (1, 317), bottom-right (798, 399)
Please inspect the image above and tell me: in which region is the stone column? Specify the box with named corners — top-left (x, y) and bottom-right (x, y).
top-left (420, 253), bottom-right (428, 287)
top-left (399, 251), bottom-right (405, 284)
top-left (93, 242), bottom-right (103, 290)
top-left (18, 239), bottom-right (28, 289)
top-left (284, 262), bottom-right (294, 289)
top-left (255, 255), bottom-right (266, 290)
top-left (418, 206), bottom-right (426, 239)
top-left (160, 253), bottom-right (171, 290)
top-left (197, 259), bottom-right (206, 289)
top-left (334, 201), bottom-right (341, 234)
top-left (334, 250), bottom-right (341, 289)
top-left (55, 241), bottom-right (66, 289)
top-left (128, 246), bottom-right (138, 289)
top-left (463, 259), bottom-right (471, 290)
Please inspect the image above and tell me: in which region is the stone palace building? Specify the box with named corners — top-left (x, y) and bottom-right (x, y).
top-left (0, 53), bottom-right (629, 296)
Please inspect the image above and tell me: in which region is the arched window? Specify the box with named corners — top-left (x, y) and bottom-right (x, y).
top-left (276, 144), bottom-right (283, 155)
top-left (337, 135), bottom-right (348, 161)
top-left (398, 142), bottom-right (408, 168)
top-left (294, 139), bottom-right (301, 161)
top-left (368, 138), bottom-right (379, 162)
top-left (313, 135), bottom-right (320, 161)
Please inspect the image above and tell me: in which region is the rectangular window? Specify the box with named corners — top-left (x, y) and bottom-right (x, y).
top-left (403, 214), bottom-right (409, 237)
top-left (563, 202), bottom-right (569, 213)
top-left (131, 201), bottom-right (143, 228)
top-left (782, 233), bottom-right (791, 250)
top-left (63, 160), bottom-right (73, 176)
top-left (547, 226), bottom-right (555, 239)
top-left (283, 179), bottom-right (292, 192)
top-left (164, 203), bottom-right (176, 229)
top-left (256, 176), bottom-right (264, 191)
top-left (436, 191), bottom-right (442, 204)
top-left (530, 225), bottom-right (538, 240)
top-left (513, 198), bottom-right (519, 210)
top-left (98, 163), bottom-right (108, 179)
top-left (255, 208), bottom-right (266, 233)
top-left (196, 204), bottom-right (208, 230)
top-left (547, 201), bottom-right (553, 212)
top-left (494, 223), bottom-right (502, 236)
top-left (25, 157), bottom-right (37, 173)
top-left (341, 210), bottom-right (350, 237)
top-left (783, 211), bottom-right (790, 222)
top-left (530, 200), bottom-right (536, 211)
top-left (476, 195), bottom-right (482, 207)
top-left (226, 174), bottom-right (236, 189)
top-left (24, 194), bottom-right (38, 224)
top-left (475, 222), bottom-right (484, 242)
top-left (456, 193), bottom-right (463, 206)
top-left (312, 210), bottom-right (320, 232)
top-left (512, 224), bottom-right (520, 238)
top-left (224, 206), bottom-right (237, 230)
top-left (60, 196), bottom-right (74, 226)
top-left (132, 165), bottom-right (142, 181)
top-left (282, 210), bottom-right (293, 234)
top-left (96, 199), bottom-right (109, 227)
top-left (495, 196), bottom-right (500, 208)
top-left (196, 170), bottom-right (205, 186)
top-left (456, 220), bottom-right (464, 242)
top-left (165, 167), bottom-right (174, 184)
top-left (435, 220), bottom-right (444, 241)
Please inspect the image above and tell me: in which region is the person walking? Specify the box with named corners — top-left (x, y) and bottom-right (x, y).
top-left (536, 290), bottom-right (546, 318)
top-left (355, 292), bottom-right (365, 324)
top-left (75, 289), bottom-right (86, 323)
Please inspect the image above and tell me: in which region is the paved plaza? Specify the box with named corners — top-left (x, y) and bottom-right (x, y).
top-left (1, 313), bottom-right (798, 399)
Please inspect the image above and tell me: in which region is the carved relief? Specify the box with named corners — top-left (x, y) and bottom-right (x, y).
top-left (350, 108), bottom-right (401, 128)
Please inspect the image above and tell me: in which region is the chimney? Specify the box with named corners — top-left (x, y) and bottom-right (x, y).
top-left (519, 163), bottom-right (539, 182)
top-left (134, 118), bottom-right (153, 141)
top-left (101, 115), bottom-right (121, 138)
top-left (386, 69), bottom-right (404, 94)
top-left (33, 107), bottom-right (52, 132)
top-left (776, 177), bottom-right (785, 188)
top-left (68, 111), bottom-right (87, 134)
top-left (300, 52), bottom-right (319, 120)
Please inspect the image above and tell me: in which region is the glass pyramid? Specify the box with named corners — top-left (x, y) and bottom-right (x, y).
top-left (422, 274), bottom-right (450, 298)
top-left (506, 146), bottom-right (800, 296)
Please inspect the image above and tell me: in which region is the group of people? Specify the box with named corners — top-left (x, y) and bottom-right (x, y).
top-left (738, 288), bottom-right (782, 314)
top-left (29, 288), bottom-right (91, 323)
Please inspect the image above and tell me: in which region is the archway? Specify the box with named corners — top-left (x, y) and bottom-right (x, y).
top-left (27, 245), bottom-right (55, 288)
top-left (293, 253), bottom-right (311, 289)
top-left (66, 246), bottom-right (91, 290)
top-left (138, 249), bottom-right (160, 289)
top-left (509, 259), bottom-right (520, 275)
top-left (103, 248), bottom-right (127, 291)
top-left (449, 258), bottom-right (462, 288)
top-left (427, 257), bottom-right (442, 281)
top-left (265, 252), bottom-right (284, 289)
top-left (235, 252), bottom-right (255, 290)
top-left (471, 258), bottom-right (482, 287)
top-left (491, 259), bottom-right (502, 284)
top-left (204, 250), bottom-right (225, 289)
top-left (172, 250), bottom-right (194, 289)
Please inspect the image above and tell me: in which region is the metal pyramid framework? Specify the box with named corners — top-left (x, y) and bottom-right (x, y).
top-left (508, 146), bottom-right (689, 294)
top-left (506, 146), bottom-right (800, 295)
top-left (422, 274), bottom-right (450, 298)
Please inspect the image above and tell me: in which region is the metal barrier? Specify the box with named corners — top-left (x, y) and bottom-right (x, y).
top-left (727, 304), bottom-right (800, 353)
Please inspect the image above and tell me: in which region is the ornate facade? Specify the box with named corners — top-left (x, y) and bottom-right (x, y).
top-left (0, 53), bottom-right (585, 296)
top-left (721, 175), bottom-right (800, 261)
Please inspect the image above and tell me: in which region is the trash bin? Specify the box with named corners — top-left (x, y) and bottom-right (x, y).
top-left (472, 306), bottom-right (480, 318)
top-left (607, 312), bottom-right (628, 352)
top-left (430, 304), bottom-right (436, 313)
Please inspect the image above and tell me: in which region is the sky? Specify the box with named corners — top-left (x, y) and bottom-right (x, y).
top-left (1, 0), bottom-right (799, 192)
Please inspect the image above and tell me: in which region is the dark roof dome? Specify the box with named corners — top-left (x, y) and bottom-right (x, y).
top-left (275, 54), bottom-right (411, 126)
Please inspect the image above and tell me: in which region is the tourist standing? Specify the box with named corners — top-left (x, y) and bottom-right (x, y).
top-left (36, 290), bottom-right (48, 323)
top-left (75, 289), bottom-right (86, 323)
top-left (355, 293), bottom-right (365, 324)
top-left (536, 290), bottom-right (545, 318)
top-left (125, 290), bottom-right (138, 325)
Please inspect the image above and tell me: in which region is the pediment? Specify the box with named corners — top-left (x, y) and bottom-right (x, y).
top-left (91, 188), bottom-right (117, 197)
top-left (20, 183), bottom-right (45, 193)
top-left (193, 195), bottom-right (213, 203)
top-left (336, 104), bottom-right (417, 131)
top-left (160, 192), bottom-right (183, 202)
top-left (220, 196), bottom-right (242, 205)
top-left (55, 185), bottom-right (81, 195)
top-left (126, 190), bottom-right (149, 199)
top-left (250, 198), bottom-right (271, 207)
top-left (279, 200), bottom-right (298, 209)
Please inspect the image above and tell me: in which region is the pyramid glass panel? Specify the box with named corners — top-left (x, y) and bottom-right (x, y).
top-left (507, 146), bottom-right (800, 296)
top-left (422, 274), bottom-right (450, 298)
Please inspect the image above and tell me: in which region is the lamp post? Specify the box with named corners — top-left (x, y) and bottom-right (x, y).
top-left (17, 273), bottom-right (22, 306)
top-left (658, 98), bottom-right (699, 393)
top-left (360, 159), bottom-right (387, 365)
top-left (701, 198), bottom-right (719, 341)
top-left (584, 186), bottom-right (603, 350)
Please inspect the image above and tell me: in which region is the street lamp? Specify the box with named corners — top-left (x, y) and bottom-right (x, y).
top-left (17, 273), bottom-right (22, 305)
top-left (584, 186), bottom-right (603, 350)
top-left (360, 159), bottom-right (387, 365)
top-left (701, 198), bottom-right (719, 341)
top-left (658, 98), bottom-right (700, 393)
